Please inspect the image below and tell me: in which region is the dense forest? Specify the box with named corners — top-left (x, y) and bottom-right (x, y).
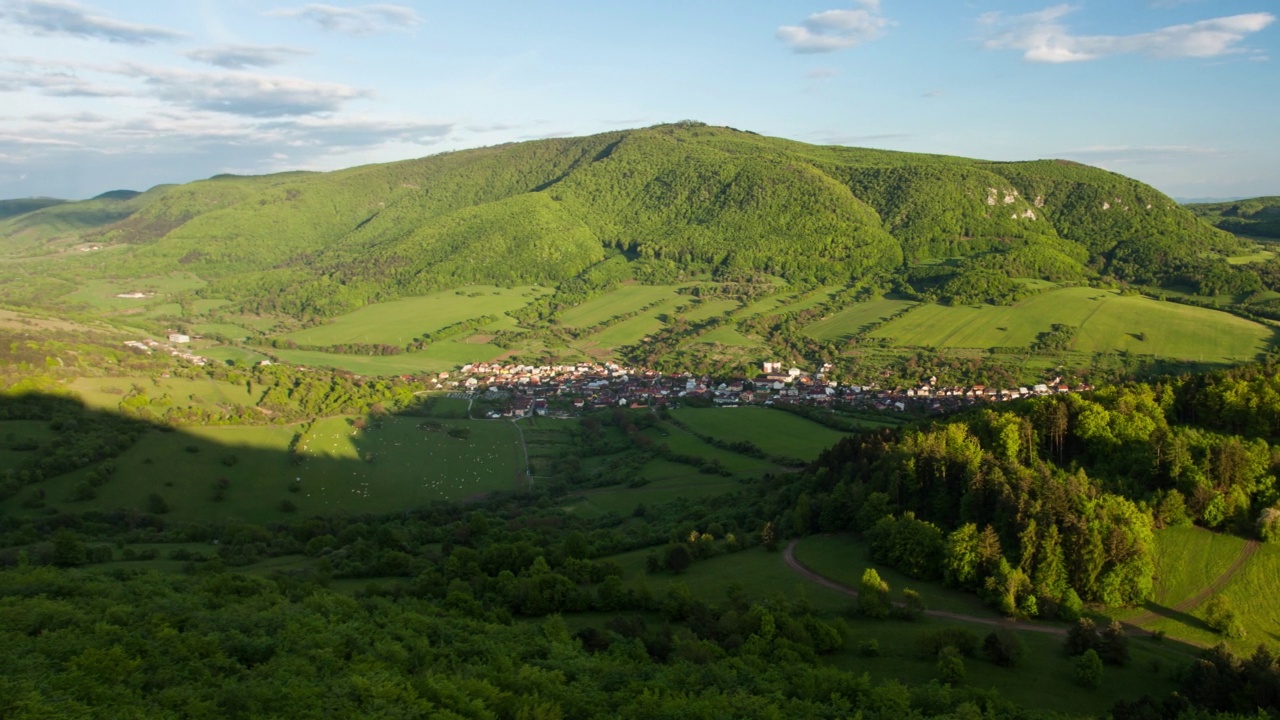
top-left (1189, 197), bottom-right (1280, 240)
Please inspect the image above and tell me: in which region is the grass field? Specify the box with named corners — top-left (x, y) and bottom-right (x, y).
top-left (577, 307), bottom-right (669, 350)
top-left (271, 341), bottom-right (506, 375)
top-left (669, 407), bottom-right (851, 460)
top-left (279, 285), bottom-right (548, 346)
top-left (803, 297), bottom-right (917, 342)
top-left (67, 375), bottom-right (267, 414)
top-left (190, 323), bottom-right (253, 339)
top-left (1200, 540), bottom-right (1280, 649)
top-left (557, 284), bottom-right (687, 327)
top-left (198, 345), bottom-right (272, 366)
top-left (57, 272), bottom-right (206, 311)
top-left (603, 543), bottom-right (1184, 717)
top-left (643, 421), bottom-right (777, 474)
top-left (3, 416), bottom-right (524, 523)
top-left (681, 298), bottom-right (740, 322)
top-left (794, 534), bottom-right (1004, 618)
top-left (562, 469), bottom-right (746, 518)
top-left (1149, 526), bottom-right (1249, 606)
top-left (871, 287), bottom-right (1272, 362)
top-left (694, 325), bottom-right (760, 347)
top-left (0, 420), bottom-right (56, 471)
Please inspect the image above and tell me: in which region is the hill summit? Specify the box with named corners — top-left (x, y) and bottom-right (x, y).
top-left (0, 122), bottom-right (1249, 318)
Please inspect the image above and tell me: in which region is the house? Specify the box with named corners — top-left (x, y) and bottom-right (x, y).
top-left (168, 333), bottom-right (190, 344)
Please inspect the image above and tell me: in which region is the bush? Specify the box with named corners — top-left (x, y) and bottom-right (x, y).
top-left (857, 568), bottom-right (891, 619)
top-left (1074, 649), bottom-right (1103, 689)
top-left (1100, 620), bottom-right (1130, 666)
top-left (1203, 595), bottom-right (1246, 639)
top-left (857, 639), bottom-right (880, 657)
top-left (146, 493), bottom-right (170, 515)
top-left (1065, 618), bottom-right (1100, 656)
top-left (938, 646), bottom-right (966, 685)
top-left (983, 628), bottom-right (1025, 667)
top-left (917, 628), bottom-right (980, 659)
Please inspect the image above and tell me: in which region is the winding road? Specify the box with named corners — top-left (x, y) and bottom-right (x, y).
top-left (782, 537), bottom-right (1263, 637)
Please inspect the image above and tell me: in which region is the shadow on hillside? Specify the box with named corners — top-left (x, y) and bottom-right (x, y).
top-left (0, 391), bottom-right (529, 531)
top-left (1131, 602), bottom-right (1216, 635)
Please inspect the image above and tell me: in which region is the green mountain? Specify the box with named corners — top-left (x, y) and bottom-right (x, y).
top-left (0, 122), bottom-right (1246, 318)
top-left (0, 197), bottom-right (67, 221)
top-left (1187, 196), bottom-right (1280, 239)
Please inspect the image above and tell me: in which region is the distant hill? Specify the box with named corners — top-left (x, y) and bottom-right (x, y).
top-left (91, 189), bottom-right (142, 201)
top-left (0, 122), bottom-right (1251, 317)
top-left (1187, 196), bottom-right (1280, 239)
top-left (0, 197), bottom-right (66, 221)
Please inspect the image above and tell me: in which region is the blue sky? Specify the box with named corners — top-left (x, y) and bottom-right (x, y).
top-left (0, 0), bottom-right (1275, 200)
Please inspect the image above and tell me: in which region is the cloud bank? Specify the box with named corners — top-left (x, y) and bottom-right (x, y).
top-left (0, 0), bottom-right (184, 44)
top-left (266, 3), bottom-right (421, 36)
top-left (981, 5), bottom-right (1274, 63)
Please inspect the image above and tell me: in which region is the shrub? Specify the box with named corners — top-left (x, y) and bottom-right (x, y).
top-left (1074, 649), bottom-right (1103, 689)
top-left (917, 628), bottom-right (980, 659)
top-left (857, 639), bottom-right (880, 657)
top-left (983, 628), bottom-right (1025, 667)
top-left (1203, 595), bottom-right (1246, 639)
top-left (938, 646), bottom-right (966, 685)
top-left (857, 568), bottom-right (891, 619)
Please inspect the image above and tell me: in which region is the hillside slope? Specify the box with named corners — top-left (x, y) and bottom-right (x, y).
top-left (0, 122), bottom-right (1246, 317)
top-left (1188, 196), bottom-right (1280, 239)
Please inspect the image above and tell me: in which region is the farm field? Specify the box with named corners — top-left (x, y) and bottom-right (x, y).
top-left (681, 298), bottom-right (740, 322)
top-left (669, 407), bottom-right (851, 461)
top-left (1, 416), bottom-right (524, 524)
top-left (190, 323), bottom-right (253, 339)
top-left (271, 341), bottom-right (505, 375)
top-left (576, 306), bottom-right (669, 350)
top-left (556, 284), bottom-right (688, 327)
top-left (803, 296), bottom-right (917, 341)
top-left (279, 285), bottom-right (548, 346)
top-left (870, 287), bottom-right (1271, 362)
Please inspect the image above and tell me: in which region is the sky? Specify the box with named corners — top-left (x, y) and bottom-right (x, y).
top-left (0, 0), bottom-right (1276, 201)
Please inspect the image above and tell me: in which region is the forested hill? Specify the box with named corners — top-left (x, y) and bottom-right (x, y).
top-left (0, 122), bottom-right (1243, 318)
top-left (1188, 196), bottom-right (1280, 239)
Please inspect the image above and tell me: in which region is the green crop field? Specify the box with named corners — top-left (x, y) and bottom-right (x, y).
top-left (190, 323), bottom-right (253, 339)
top-left (279, 285), bottom-right (547, 346)
top-left (557, 284), bottom-right (687, 327)
top-left (670, 406), bottom-right (851, 460)
top-left (803, 296), bottom-right (917, 341)
top-left (871, 287), bottom-right (1271, 362)
top-left (3, 416), bottom-right (523, 524)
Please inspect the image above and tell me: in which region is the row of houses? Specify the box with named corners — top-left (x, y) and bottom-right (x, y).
top-left (124, 338), bottom-right (209, 366)
top-left (436, 361), bottom-right (1092, 418)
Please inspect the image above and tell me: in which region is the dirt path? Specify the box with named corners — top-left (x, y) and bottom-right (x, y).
top-left (783, 537), bottom-right (1263, 638)
top-left (782, 539), bottom-right (1067, 636)
top-left (1125, 539), bottom-right (1261, 626)
top-left (510, 418), bottom-right (532, 488)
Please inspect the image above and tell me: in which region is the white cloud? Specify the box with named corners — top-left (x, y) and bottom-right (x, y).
top-left (0, 0), bottom-right (184, 44)
top-left (265, 3), bottom-right (421, 36)
top-left (0, 69), bottom-right (130, 97)
top-left (184, 45), bottom-right (310, 70)
top-left (115, 63), bottom-right (371, 117)
top-left (777, 1), bottom-right (890, 53)
top-left (981, 4), bottom-right (1275, 63)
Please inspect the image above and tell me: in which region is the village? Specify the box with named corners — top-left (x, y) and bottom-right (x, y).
top-left (435, 360), bottom-right (1094, 419)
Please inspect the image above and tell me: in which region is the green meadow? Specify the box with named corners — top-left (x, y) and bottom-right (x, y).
top-left (556, 284), bottom-right (688, 327)
top-left (280, 285), bottom-right (548, 346)
top-left (803, 296), bottom-right (917, 341)
top-left (669, 406), bottom-right (852, 460)
top-left (67, 375), bottom-right (266, 413)
top-left (271, 341), bottom-right (506, 375)
top-left (56, 272), bottom-right (206, 311)
top-left (871, 287), bottom-right (1271, 362)
top-left (3, 416), bottom-right (523, 524)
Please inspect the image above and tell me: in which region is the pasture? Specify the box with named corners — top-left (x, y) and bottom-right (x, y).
top-left (57, 272), bottom-right (206, 311)
top-left (4, 416), bottom-right (524, 524)
top-left (279, 285), bottom-right (548, 346)
top-left (669, 406), bottom-right (851, 460)
top-left (694, 325), bottom-right (760, 347)
top-left (642, 421), bottom-right (777, 475)
top-left (271, 341), bottom-right (505, 375)
top-left (870, 287), bottom-right (1271, 362)
top-left (562, 468), bottom-right (745, 518)
top-left (67, 375), bottom-right (267, 414)
top-left (803, 296), bottom-right (917, 341)
top-left (198, 345), bottom-right (272, 366)
top-left (556, 284), bottom-right (687, 327)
